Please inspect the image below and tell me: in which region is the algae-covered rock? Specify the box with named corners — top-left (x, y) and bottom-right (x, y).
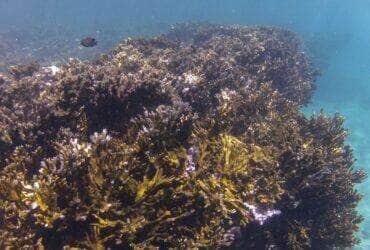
top-left (0, 23), bottom-right (365, 249)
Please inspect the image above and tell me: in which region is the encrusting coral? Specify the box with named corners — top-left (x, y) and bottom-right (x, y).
top-left (0, 23), bottom-right (366, 249)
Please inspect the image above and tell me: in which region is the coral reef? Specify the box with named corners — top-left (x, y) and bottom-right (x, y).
top-left (0, 23), bottom-right (365, 249)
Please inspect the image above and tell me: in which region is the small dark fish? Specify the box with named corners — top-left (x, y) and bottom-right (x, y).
top-left (80, 37), bottom-right (97, 47)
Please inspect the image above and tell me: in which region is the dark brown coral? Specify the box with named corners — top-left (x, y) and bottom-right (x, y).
top-left (0, 23), bottom-right (364, 249)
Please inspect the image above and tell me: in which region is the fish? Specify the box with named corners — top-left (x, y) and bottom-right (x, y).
top-left (80, 37), bottom-right (97, 47)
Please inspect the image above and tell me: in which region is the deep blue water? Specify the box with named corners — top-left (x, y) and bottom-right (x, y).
top-left (1, 1), bottom-right (369, 248)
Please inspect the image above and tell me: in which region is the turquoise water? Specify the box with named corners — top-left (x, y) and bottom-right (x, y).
top-left (1, 0), bottom-right (369, 248)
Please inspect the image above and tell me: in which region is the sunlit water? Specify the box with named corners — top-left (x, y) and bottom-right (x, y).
top-left (1, 0), bottom-right (369, 248)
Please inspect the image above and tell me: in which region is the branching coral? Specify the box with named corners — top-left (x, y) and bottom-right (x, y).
top-left (0, 23), bottom-right (365, 249)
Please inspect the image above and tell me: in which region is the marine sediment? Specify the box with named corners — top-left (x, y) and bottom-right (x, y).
top-left (0, 23), bottom-right (365, 249)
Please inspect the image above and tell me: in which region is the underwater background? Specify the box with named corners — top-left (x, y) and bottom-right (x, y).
top-left (0, 0), bottom-right (369, 248)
